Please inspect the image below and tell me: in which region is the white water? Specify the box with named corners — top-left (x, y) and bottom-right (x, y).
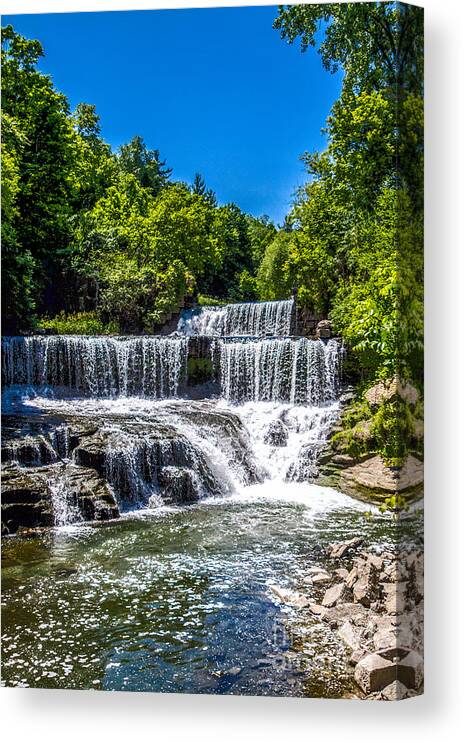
top-left (2, 335), bottom-right (188, 398)
top-left (47, 469), bottom-right (83, 527)
top-left (223, 400), bottom-right (341, 482)
top-left (218, 337), bottom-right (342, 404)
top-left (177, 299), bottom-right (294, 337)
top-left (5, 393), bottom-right (352, 518)
top-left (2, 321), bottom-right (347, 524)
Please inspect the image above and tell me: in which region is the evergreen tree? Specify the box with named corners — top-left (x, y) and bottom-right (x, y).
top-left (118, 135), bottom-right (172, 196)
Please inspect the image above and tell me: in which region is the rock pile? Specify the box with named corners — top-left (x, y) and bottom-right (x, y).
top-left (270, 538), bottom-right (424, 700)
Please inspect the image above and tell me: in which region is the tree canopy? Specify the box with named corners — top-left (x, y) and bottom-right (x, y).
top-left (270, 2), bottom-right (423, 383)
top-left (2, 7), bottom-right (423, 390)
top-left (1, 24), bottom-right (273, 334)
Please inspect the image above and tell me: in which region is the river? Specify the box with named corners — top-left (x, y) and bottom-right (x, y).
top-left (1, 300), bottom-right (419, 696)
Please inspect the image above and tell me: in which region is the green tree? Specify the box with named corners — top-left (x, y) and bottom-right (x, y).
top-left (2, 24), bottom-right (76, 326)
top-left (1, 112), bottom-right (36, 331)
top-left (72, 178), bottom-right (221, 331)
top-left (70, 104), bottom-right (116, 211)
top-left (117, 135), bottom-right (172, 196)
top-left (256, 231), bottom-right (293, 302)
top-left (192, 172), bottom-right (206, 196)
top-left (246, 214), bottom-right (277, 270)
top-left (192, 172), bottom-right (217, 206)
top-left (198, 204), bottom-right (254, 299)
top-left (273, 3), bottom-right (423, 384)
top-left (274, 2), bottom-right (423, 95)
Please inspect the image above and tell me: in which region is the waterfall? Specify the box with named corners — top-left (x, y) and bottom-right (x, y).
top-left (177, 299), bottom-right (294, 337)
top-left (2, 300), bottom-right (345, 523)
top-left (2, 434), bottom-right (58, 467)
top-left (217, 337), bottom-right (342, 404)
top-left (2, 335), bottom-right (188, 398)
top-left (47, 470), bottom-right (83, 527)
top-left (2, 424), bottom-right (71, 467)
top-left (103, 431), bottom-right (223, 507)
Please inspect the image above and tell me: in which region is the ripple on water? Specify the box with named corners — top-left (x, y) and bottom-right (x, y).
top-left (1, 494), bottom-right (419, 695)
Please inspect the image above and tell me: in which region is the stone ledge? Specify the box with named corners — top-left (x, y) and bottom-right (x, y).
top-left (340, 455), bottom-right (423, 495)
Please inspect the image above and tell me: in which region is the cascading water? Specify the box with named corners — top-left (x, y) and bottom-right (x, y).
top-left (216, 337), bottom-right (342, 404)
top-left (2, 424), bottom-right (70, 467)
top-left (2, 434), bottom-right (58, 467)
top-left (2, 335), bottom-right (187, 398)
top-left (47, 469), bottom-right (83, 527)
top-left (177, 298), bottom-right (294, 337)
top-left (102, 428), bottom-right (223, 508)
top-left (2, 300), bottom-right (343, 525)
top-left (2, 305), bottom-right (373, 698)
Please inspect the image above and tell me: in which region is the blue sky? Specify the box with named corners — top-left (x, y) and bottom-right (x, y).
top-left (3, 6), bottom-right (342, 224)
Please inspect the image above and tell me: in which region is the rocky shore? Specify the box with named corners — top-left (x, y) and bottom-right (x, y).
top-left (315, 378), bottom-right (424, 503)
top-left (270, 537), bottom-right (424, 700)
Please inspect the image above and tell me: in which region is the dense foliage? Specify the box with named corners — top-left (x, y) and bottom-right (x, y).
top-left (271, 2), bottom-right (423, 468)
top-left (269, 1), bottom-right (423, 386)
top-left (2, 3), bottom-right (423, 398)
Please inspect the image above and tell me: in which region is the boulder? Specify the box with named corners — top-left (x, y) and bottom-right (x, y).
top-left (371, 648), bottom-right (423, 691)
top-left (322, 582), bottom-right (352, 608)
top-left (311, 571), bottom-right (332, 585)
top-left (373, 629), bottom-right (398, 651)
top-left (338, 620), bottom-right (363, 652)
top-left (396, 649), bottom-right (424, 690)
top-left (366, 553), bottom-right (384, 572)
top-left (340, 455), bottom-right (423, 495)
top-left (73, 433), bottom-right (109, 474)
top-left (323, 601), bottom-right (369, 626)
top-left (345, 566), bottom-right (359, 589)
top-left (264, 420), bottom-right (289, 447)
top-left (380, 680), bottom-right (410, 701)
top-left (354, 653), bottom-right (397, 693)
top-left (332, 454), bottom-right (355, 467)
top-left (1, 463), bottom-right (119, 533)
top-left (352, 561), bottom-right (380, 607)
top-left (316, 319), bottom-right (332, 339)
top-left (61, 468), bottom-right (119, 521)
top-left (308, 602), bottom-right (329, 618)
top-left (159, 466), bottom-right (199, 504)
top-left (2, 435), bottom-right (57, 467)
top-left (339, 389), bottom-right (356, 406)
top-left (269, 586), bottom-right (310, 609)
top-left (350, 648), bottom-right (366, 666)
top-left (307, 566), bottom-right (328, 575)
top-left (364, 376), bottom-right (419, 408)
top-left (382, 582), bottom-right (407, 615)
top-left (329, 537), bottom-right (364, 559)
top-left (1, 466), bottom-right (53, 533)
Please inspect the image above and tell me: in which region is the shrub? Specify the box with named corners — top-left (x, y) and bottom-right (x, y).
top-left (38, 311), bottom-right (118, 335)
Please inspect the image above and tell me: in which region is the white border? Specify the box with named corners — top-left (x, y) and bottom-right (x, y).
top-left (1, 1), bottom-right (464, 740)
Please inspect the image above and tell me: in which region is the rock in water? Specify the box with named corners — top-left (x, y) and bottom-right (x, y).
top-left (329, 537), bottom-right (364, 559)
top-left (1, 463), bottom-right (119, 532)
top-left (159, 466), bottom-right (199, 504)
top-left (264, 420), bottom-right (289, 447)
top-left (1, 466), bottom-right (53, 533)
top-left (321, 582), bottom-right (352, 607)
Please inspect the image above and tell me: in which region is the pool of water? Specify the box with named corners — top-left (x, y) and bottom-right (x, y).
top-left (1, 487), bottom-right (416, 697)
